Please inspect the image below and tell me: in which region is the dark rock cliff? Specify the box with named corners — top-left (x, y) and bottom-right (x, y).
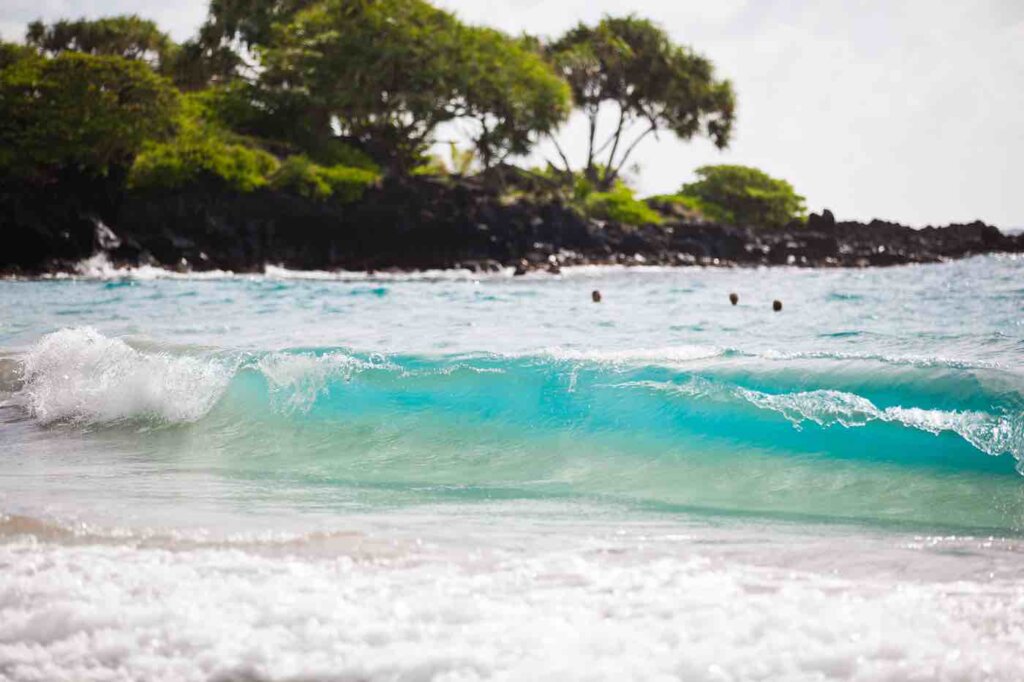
top-left (2, 177), bottom-right (1020, 275)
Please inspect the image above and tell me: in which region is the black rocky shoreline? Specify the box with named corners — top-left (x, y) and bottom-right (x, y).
top-left (3, 176), bottom-right (1021, 277)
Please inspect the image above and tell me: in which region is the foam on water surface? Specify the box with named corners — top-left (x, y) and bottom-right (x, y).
top-left (2, 514), bottom-right (1024, 682)
top-left (1, 256), bottom-right (1024, 679)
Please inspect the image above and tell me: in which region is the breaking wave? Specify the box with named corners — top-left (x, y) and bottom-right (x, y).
top-left (5, 328), bottom-right (1024, 477)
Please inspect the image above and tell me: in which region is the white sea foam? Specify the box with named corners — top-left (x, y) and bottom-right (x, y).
top-left (18, 328), bottom-right (233, 424)
top-left (759, 348), bottom-right (1007, 371)
top-left (61, 254), bottom-right (237, 280)
top-left (256, 351), bottom-right (394, 413)
top-left (1, 531), bottom-right (1022, 682)
top-left (263, 263), bottom-right (512, 281)
top-left (739, 388), bottom-right (879, 428)
top-left (543, 345), bottom-right (725, 365)
top-left (25, 255), bottom-right (698, 284)
top-left (631, 378), bottom-right (1024, 469)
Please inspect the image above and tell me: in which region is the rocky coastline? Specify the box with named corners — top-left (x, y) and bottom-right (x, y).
top-left (2, 176), bottom-right (1021, 277)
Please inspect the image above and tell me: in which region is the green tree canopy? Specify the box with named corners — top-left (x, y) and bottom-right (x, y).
top-left (25, 16), bottom-right (177, 72)
top-left (0, 51), bottom-right (179, 182)
top-left (548, 15), bottom-right (735, 190)
top-left (260, 0), bottom-right (463, 171)
top-left (202, 0), bottom-right (316, 49)
top-left (0, 42), bottom-right (36, 70)
top-left (457, 28), bottom-right (571, 168)
top-left (170, 0), bottom-right (316, 89)
top-left (259, 0), bottom-right (570, 173)
top-left (679, 165), bottom-right (806, 228)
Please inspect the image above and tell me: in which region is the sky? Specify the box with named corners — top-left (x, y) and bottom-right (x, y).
top-left (2, 0), bottom-right (1022, 227)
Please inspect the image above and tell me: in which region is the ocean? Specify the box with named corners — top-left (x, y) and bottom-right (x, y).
top-left (1, 255), bottom-right (1022, 681)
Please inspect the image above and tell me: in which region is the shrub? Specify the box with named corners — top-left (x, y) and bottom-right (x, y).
top-left (270, 155), bottom-right (379, 202)
top-left (678, 164), bottom-right (806, 228)
top-left (128, 92), bottom-right (278, 192)
top-left (645, 193), bottom-right (708, 220)
top-left (190, 84), bottom-right (380, 172)
top-left (646, 194), bottom-right (704, 213)
top-left (128, 136), bottom-right (278, 192)
top-left (585, 183), bottom-right (663, 225)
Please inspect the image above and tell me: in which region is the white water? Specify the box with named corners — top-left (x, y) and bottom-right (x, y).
top-left (2, 258), bottom-right (1023, 681)
top-left (2, 511), bottom-right (1024, 682)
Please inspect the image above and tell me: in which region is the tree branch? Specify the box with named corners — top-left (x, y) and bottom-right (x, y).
top-left (546, 132), bottom-right (574, 177)
top-left (606, 123), bottom-right (657, 187)
top-left (599, 102), bottom-right (628, 188)
top-left (591, 104), bottom-right (628, 165)
top-left (584, 107), bottom-right (598, 177)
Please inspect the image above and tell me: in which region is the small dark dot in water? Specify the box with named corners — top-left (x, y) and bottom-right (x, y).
top-left (729, 292), bottom-right (739, 305)
top-left (773, 300), bottom-right (783, 312)
top-left (592, 290), bottom-right (602, 303)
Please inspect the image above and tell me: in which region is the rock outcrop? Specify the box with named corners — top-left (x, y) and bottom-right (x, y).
top-left (2, 176), bottom-right (1020, 275)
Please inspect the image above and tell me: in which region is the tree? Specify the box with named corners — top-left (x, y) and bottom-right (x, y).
top-left (457, 28), bottom-right (571, 169)
top-left (171, 0), bottom-right (317, 88)
top-left (259, 0), bottom-right (462, 172)
top-left (127, 92), bottom-right (278, 192)
top-left (0, 42), bottom-right (35, 70)
top-left (201, 0), bottom-right (317, 50)
top-left (260, 0), bottom-right (569, 174)
top-left (25, 16), bottom-right (177, 72)
top-left (547, 16), bottom-right (735, 190)
top-left (679, 165), bottom-right (806, 228)
top-left (0, 51), bottom-right (179, 182)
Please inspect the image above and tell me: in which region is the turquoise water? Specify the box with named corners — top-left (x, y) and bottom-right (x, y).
top-left (1, 257), bottom-right (1024, 681)
top-left (1, 256), bottom-right (1023, 533)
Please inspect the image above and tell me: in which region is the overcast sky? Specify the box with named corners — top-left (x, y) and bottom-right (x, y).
top-left (3, 0), bottom-right (1021, 227)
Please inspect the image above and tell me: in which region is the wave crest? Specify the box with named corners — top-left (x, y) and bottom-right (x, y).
top-left (9, 328), bottom-right (1024, 475)
top-left (17, 328), bottom-right (233, 424)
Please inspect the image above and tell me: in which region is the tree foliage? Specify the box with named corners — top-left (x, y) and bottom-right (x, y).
top-left (128, 92), bottom-right (378, 199)
top-left (679, 165), bottom-right (806, 228)
top-left (259, 0), bottom-right (570, 173)
top-left (0, 42), bottom-right (36, 70)
top-left (457, 28), bottom-right (571, 168)
top-left (585, 182), bottom-right (663, 225)
top-left (0, 50), bottom-right (179, 182)
top-left (260, 0), bottom-right (464, 172)
top-left (548, 16), bottom-right (735, 189)
top-left (170, 0), bottom-right (316, 89)
top-left (25, 16), bottom-right (177, 71)
top-left (3, 3), bottom-right (761, 221)
top-left (127, 93), bottom-right (278, 192)
top-left (202, 0), bottom-right (316, 49)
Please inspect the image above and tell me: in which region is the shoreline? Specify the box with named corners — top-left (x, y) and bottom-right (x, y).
top-left (4, 252), bottom-right (1024, 283)
top-left (3, 178), bottom-right (1022, 278)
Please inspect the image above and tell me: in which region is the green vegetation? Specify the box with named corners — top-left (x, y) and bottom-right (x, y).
top-left (3, 1), bottom-right (816, 231)
top-left (458, 28), bottom-right (572, 168)
top-left (127, 94), bottom-right (278, 192)
top-left (25, 16), bottom-right (177, 70)
top-left (678, 165), bottom-right (807, 228)
top-left (585, 183), bottom-right (663, 225)
top-left (547, 16), bottom-right (735, 190)
top-left (259, 0), bottom-right (571, 173)
top-left (645, 193), bottom-right (707, 220)
top-left (0, 50), bottom-right (178, 182)
top-left (270, 155), bottom-right (379, 201)
top-left (128, 94), bottom-right (380, 200)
